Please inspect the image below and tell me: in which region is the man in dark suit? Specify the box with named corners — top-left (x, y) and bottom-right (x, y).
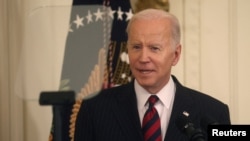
top-left (74, 8), bottom-right (231, 141)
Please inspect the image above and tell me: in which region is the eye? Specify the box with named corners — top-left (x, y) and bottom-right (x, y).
top-left (149, 46), bottom-right (160, 51)
top-left (132, 44), bottom-right (141, 50)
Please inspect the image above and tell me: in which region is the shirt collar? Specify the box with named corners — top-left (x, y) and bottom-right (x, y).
top-left (135, 76), bottom-right (176, 110)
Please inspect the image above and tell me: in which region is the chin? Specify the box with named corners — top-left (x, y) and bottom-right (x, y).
top-left (137, 79), bottom-right (155, 87)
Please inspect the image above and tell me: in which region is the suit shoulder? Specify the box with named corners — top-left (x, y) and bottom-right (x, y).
top-left (82, 82), bottom-right (133, 101)
top-left (186, 86), bottom-right (227, 106)
top-left (173, 75), bottom-right (227, 106)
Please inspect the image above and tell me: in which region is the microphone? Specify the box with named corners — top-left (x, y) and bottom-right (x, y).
top-left (175, 114), bottom-right (205, 141)
top-left (201, 115), bottom-right (219, 132)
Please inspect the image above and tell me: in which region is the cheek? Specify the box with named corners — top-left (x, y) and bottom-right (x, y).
top-left (128, 54), bottom-right (136, 66)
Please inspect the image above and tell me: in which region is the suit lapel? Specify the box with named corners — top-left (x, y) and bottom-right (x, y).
top-left (164, 76), bottom-right (194, 141)
top-left (111, 82), bottom-right (143, 140)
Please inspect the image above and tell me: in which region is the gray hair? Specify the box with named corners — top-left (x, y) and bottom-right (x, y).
top-left (126, 8), bottom-right (181, 46)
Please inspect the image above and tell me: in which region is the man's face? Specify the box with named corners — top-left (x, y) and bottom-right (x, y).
top-left (127, 18), bottom-right (181, 94)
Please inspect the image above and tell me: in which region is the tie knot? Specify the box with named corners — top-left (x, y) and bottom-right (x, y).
top-left (148, 95), bottom-right (159, 107)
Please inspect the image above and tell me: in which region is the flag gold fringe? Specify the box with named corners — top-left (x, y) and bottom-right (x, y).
top-left (69, 48), bottom-right (106, 141)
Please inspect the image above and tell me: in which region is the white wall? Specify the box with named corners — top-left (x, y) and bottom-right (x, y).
top-left (235, 0), bottom-right (250, 123)
top-left (1, 0), bottom-right (250, 141)
top-left (21, 1), bottom-right (73, 141)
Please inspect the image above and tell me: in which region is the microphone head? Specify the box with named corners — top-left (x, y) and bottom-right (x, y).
top-left (201, 115), bottom-right (219, 131)
top-left (39, 90), bottom-right (76, 105)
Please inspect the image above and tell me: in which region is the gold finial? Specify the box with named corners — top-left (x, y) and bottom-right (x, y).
top-left (134, 0), bottom-right (170, 13)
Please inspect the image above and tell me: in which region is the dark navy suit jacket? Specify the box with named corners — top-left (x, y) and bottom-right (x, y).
top-left (74, 75), bottom-right (231, 141)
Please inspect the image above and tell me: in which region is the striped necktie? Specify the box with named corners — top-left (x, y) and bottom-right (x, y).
top-left (142, 95), bottom-right (162, 141)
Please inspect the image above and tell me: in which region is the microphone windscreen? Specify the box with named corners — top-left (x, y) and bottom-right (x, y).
top-left (201, 115), bottom-right (219, 131)
top-left (39, 91), bottom-right (76, 105)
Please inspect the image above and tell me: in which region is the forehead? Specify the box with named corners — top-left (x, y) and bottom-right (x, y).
top-left (128, 18), bottom-right (171, 38)
top-left (131, 17), bottom-right (171, 29)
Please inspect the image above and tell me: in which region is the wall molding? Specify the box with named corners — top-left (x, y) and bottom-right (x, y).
top-left (183, 0), bottom-right (201, 89)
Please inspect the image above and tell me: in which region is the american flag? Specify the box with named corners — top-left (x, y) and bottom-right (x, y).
top-left (49, 0), bottom-right (133, 141)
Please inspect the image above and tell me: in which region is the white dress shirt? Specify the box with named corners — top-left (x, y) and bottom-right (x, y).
top-left (135, 76), bottom-right (176, 140)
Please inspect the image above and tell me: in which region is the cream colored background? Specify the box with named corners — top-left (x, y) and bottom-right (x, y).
top-left (1, 0), bottom-right (250, 141)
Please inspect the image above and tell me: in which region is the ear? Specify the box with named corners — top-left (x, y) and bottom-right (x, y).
top-left (172, 44), bottom-right (182, 66)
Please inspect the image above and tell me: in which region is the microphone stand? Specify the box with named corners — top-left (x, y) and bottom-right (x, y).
top-left (39, 91), bottom-right (76, 141)
top-left (182, 122), bottom-right (206, 141)
top-left (189, 127), bottom-right (206, 141)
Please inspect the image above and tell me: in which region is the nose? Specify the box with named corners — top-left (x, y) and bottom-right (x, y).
top-left (138, 47), bottom-right (150, 63)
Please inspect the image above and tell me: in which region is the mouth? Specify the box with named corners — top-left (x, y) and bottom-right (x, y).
top-left (138, 69), bottom-right (154, 74)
